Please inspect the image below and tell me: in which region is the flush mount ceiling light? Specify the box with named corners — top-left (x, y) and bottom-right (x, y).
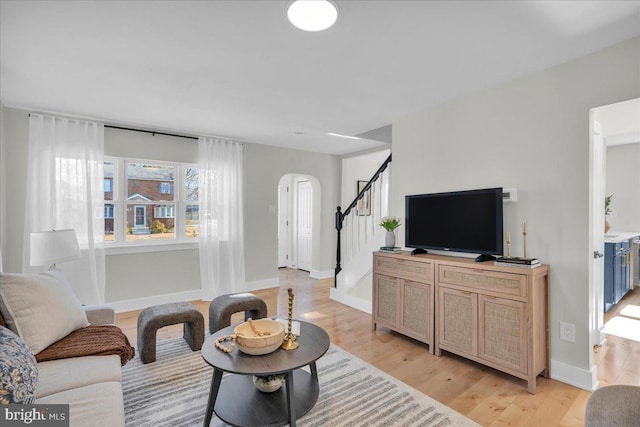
top-left (287, 0), bottom-right (338, 32)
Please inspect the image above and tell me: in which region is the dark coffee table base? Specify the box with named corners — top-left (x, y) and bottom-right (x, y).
top-left (213, 368), bottom-right (319, 427)
top-left (202, 321), bottom-right (329, 427)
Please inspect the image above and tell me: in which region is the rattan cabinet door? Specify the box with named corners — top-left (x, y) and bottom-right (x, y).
top-left (401, 281), bottom-right (431, 341)
top-left (478, 295), bottom-right (527, 374)
top-left (438, 287), bottom-right (477, 356)
top-left (373, 274), bottom-right (400, 328)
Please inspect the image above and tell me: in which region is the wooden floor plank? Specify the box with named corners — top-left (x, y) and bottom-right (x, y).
top-left (115, 269), bottom-right (640, 426)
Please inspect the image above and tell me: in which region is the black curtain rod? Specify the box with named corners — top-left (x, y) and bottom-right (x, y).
top-left (105, 125), bottom-right (198, 140)
top-left (27, 113), bottom-right (198, 140)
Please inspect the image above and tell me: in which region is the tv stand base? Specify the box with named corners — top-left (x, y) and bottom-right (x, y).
top-left (411, 248), bottom-right (428, 256)
top-left (475, 254), bottom-right (497, 262)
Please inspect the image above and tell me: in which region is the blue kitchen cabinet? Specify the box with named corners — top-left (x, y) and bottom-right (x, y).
top-left (604, 240), bottom-right (631, 313)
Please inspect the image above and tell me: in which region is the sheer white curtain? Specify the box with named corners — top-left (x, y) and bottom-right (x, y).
top-left (198, 137), bottom-right (245, 300)
top-left (23, 114), bottom-right (105, 304)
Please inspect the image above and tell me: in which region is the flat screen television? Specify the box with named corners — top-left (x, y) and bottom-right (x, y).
top-left (405, 187), bottom-right (503, 262)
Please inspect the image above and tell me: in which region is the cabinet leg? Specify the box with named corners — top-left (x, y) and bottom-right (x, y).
top-left (527, 378), bottom-right (536, 395)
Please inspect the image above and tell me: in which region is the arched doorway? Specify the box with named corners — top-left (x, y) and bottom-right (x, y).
top-left (277, 174), bottom-right (321, 272)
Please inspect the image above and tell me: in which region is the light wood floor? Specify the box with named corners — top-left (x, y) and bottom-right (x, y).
top-left (115, 269), bottom-right (638, 426)
top-left (595, 285), bottom-right (640, 388)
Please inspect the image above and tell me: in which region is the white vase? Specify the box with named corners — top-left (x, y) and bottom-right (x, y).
top-left (253, 376), bottom-right (284, 393)
top-left (385, 230), bottom-right (396, 247)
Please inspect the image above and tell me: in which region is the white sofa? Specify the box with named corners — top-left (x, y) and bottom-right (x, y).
top-left (30, 306), bottom-right (125, 427)
top-left (0, 271), bottom-right (128, 426)
top-left (0, 306), bottom-right (124, 427)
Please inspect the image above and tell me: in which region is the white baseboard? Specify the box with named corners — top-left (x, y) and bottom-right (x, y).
top-left (109, 278), bottom-right (279, 313)
top-left (110, 289), bottom-right (202, 313)
top-left (310, 269), bottom-right (334, 280)
top-left (551, 359), bottom-right (598, 391)
top-left (243, 277), bottom-right (279, 292)
top-left (329, 288), bottom-right (371, 314)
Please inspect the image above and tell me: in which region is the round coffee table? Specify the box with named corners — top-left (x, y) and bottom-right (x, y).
top-left (202, 320), bottom-right (330, 427)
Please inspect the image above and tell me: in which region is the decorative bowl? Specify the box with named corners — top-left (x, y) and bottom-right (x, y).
top-left (252, 375), bottom-right (285, 392)
top-left (234, 319), bottom-right (285, 355)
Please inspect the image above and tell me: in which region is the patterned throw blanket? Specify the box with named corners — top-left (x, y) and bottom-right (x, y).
top-left (35, 325), bottom-right (135, 366)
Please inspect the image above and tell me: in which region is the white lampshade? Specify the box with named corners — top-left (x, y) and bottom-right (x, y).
top-left (30, 229), bottom-right (81, 267)
top-left (287, 0), bottom-right (338, 32)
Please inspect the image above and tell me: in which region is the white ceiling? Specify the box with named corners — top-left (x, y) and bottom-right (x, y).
top-left (2, 1), bottom-right (640, 155)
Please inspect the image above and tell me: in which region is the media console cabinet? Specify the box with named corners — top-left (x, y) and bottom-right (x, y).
top-left (372, 251), bottom-right (550, 394)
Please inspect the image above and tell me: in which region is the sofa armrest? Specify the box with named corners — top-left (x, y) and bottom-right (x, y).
top-left (84, 304), bottom-right (116, 325)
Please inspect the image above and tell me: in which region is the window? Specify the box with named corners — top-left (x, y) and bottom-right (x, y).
top-left (159, 182), bottom-right (172, 194)
top-left (104, 161), bottom-right (116, 242)
top-left (184, 167), bottom-right (199, 238)
top-left (104, 157), bottom-right (199, 246)
top-left (154, 205), bottom-right (175, 218)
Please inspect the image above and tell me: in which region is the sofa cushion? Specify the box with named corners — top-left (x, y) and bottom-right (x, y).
top-left (36, 355), bottom-right (121, 399)
top-left (36, 381), bottom-right (125, 427)
top-left (0, 270), bottom-right (89, 354)
top-left (0, 326), bottom-right (38, 404)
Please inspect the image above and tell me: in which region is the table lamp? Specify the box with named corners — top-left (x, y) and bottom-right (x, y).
top-left (30, 229), bottom-right (81, 269)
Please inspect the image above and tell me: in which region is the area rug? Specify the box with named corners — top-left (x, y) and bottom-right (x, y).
top-left (122, 337), bottom-right (479, 427)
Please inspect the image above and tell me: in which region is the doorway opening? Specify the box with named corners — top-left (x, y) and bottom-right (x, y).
top-left (277, 174), bottom-right (321, 274)
top-left (589, 98), bottom-right (640, 388)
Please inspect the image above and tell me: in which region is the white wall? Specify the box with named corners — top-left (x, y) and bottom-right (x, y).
top-left (0, 104), bottom-right (5, 271)
top-left (0, 107), bottom-right (340, 303)
top-left (606, 142), bottom-right (640, 231)
top-left (1, 107), bottom-right (29, 275)
top-left (244, 143), bottom-right (340, 280)
top-left (391, 37), bottom-right (640, 386)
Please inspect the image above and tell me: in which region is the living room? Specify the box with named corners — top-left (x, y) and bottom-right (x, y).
top-left (2, 1), bottom-right (640, 426)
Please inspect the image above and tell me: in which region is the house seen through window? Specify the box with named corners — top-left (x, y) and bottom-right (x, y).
top-left (104, 157), bottom-right (199, 245)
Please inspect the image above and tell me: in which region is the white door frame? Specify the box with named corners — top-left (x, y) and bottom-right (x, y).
top-left (588, 98), bottom-right (640, 389)
top-left (277, 175), bottom-right (292, 268)
top-left (277, 174), bottom-right (321, 273)
top-left (589, 112), bottom-right (606, 357)
top-left (134, 205), bottom-right (146, 227)
top-left (296, 179), bottom-right (313, 272)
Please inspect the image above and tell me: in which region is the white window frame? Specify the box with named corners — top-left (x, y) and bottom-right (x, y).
top-left (104, 156), bottom-right (199, 253)
top-left (154, 205), bottom-right (175, 219)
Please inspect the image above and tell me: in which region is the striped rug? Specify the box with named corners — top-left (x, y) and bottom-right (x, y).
top-left (122, 337), bottom-right (479, 427)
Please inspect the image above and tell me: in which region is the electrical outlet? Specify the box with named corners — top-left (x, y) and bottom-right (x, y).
top-left (560, 321), bottom-right (576, 343)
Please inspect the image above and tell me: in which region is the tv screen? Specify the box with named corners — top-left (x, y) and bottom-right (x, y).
top-left (405, 188), bottom-right (503, 258)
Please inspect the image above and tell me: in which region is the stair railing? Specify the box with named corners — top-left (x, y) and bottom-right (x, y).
top-left (335, 154), bottom-right (392, 286)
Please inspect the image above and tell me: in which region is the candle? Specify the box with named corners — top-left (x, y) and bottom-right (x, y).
top-left (506, 231), bottom-right (511, 242)
top-left (522, 222), bottom-right (527, 234)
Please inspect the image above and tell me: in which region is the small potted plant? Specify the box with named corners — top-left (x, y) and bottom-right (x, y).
top-left (605, 195), bottom-right (613, 233)
top-left (253, 374), bottom-right (285, 393)
top-left (380, 216), bottom-right (401, 247)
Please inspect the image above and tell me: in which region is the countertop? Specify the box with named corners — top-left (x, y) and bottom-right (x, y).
top-left (604, 231), bottom-right (640, 244)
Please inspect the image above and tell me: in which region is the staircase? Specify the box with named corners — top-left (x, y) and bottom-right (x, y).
top-left (330, 154), bottom-right (391, 312)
